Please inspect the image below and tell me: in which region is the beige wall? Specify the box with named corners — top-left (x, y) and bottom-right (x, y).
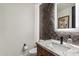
top-left (0, 3), bottom-right (35, 56)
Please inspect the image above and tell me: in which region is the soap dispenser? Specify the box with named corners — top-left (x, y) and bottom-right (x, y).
top-left (67, 35), bottom-right (72, 43)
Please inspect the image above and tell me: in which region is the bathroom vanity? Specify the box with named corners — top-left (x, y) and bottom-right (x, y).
top-left (36, 40), bottom-right (79, 56)
top-left (37, 43), bottom-right (59, 56)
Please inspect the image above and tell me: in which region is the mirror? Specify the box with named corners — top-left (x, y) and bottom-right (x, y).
top-left (57, 3), bottom-right (76, 29)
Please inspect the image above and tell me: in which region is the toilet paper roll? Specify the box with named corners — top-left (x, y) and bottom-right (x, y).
top-left (24, 46), bottom-right (28, 50)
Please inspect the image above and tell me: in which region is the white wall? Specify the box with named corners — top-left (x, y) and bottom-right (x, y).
top-left (0, 3), bottom-right (35, 56)
top-left (34, 3), bottom-right (40, 42)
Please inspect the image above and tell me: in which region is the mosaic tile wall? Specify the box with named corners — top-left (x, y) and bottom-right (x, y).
top-left (40, 3), bottom-right (57, 40)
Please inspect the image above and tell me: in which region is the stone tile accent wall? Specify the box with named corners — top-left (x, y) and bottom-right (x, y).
top-left (40, 3), bottom-right (57, 40)
top-left (56, 32), bottom-right (79, 45)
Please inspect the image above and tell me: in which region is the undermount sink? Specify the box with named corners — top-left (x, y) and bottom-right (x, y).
top-left (47, 41), bottom-right (71, 54)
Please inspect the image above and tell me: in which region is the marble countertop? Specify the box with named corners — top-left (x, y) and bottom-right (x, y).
top-left (37, 39), bottom-right (79, 56)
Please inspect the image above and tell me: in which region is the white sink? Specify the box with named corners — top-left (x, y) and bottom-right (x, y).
top-left (46, 40), bottom-right (72, 55)
top-left (47, 42), bottom-right (70, 53)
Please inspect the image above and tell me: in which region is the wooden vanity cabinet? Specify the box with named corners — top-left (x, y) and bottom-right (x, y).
top-left (37, 43), bottom-right (59, 56)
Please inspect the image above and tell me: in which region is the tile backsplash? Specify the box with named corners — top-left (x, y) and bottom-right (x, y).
top-left (55, 32), bottom-right (79, 46)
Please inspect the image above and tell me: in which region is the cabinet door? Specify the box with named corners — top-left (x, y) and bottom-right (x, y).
top-left (37, 44), bottom-right (55, 56)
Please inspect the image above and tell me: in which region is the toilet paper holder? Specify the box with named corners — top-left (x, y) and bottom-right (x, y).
top-left (22, 43), bottom-right (28, 52)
